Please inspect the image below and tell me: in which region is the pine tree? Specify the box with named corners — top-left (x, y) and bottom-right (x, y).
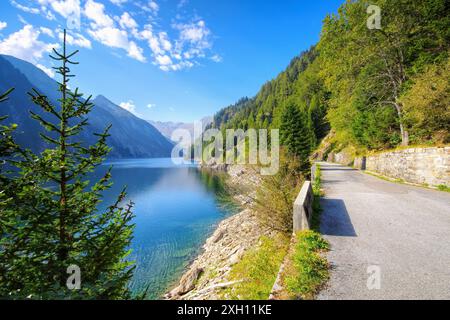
top-left (0, 31), bottom-right (135, 299)
top-left (280, 104), bottom-right (312, 172)
top-left (0, 88), bottom-right (17, 213)
top-left (0, 88), bottom-right (16, 160)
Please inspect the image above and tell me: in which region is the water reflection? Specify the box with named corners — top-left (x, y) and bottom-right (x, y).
top-left (92, 158), bottom-right (236, 299)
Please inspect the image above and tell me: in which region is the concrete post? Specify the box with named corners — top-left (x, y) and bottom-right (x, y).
top-left (293, 181), bottom-right (314, 232)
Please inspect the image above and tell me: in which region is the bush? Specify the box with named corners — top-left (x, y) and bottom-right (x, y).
top-left (253, 150), bottom-right (304, 233)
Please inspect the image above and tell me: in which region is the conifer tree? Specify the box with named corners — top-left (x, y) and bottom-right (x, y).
top-left (0, 88), bottom-right (16, 160)
top-left (0, 31), bottom-right (135, 299)
top-left (280, 104), bottom-right (312, 172)
top-left (0, 88), bottom-right (17, 210)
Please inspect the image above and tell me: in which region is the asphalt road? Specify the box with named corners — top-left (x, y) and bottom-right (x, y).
top-left (316, 162), bottom-right (450, 300)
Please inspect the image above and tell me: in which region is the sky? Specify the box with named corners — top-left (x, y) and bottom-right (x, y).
top-left (0, 0), bottom-right (343, 122)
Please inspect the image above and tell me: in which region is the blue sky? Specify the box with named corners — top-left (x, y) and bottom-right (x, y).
top-left (0, 0), bottom-right (343, 122)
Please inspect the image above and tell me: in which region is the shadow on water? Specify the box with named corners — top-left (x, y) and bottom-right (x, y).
top-left (320, 198), bottom-right (357, 237)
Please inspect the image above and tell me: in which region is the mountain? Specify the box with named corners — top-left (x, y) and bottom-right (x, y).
top-left (0, 54), bottom-right (173, 158)
top-left (148, 116), bottom-right (212, 141)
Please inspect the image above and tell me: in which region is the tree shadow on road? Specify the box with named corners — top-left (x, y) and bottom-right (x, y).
top-left (319, 199), bottom-right (357, 237)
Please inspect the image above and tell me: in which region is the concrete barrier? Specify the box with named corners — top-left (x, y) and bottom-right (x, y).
top-left (293, 181), bottom-right (313, 232)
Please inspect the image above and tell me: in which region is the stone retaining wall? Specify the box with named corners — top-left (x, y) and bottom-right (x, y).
top-left (363, 147), bottom-right (449, 187)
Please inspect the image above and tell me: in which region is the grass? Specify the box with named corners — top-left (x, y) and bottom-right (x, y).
top-left (222, 233), bottom-right (289, 300)
top-left (311, 165), bottom-right (323, 231)
top-left (437, 184), bottom-right (450, 193)
top-left (282, 230), bottom-right (329, 300)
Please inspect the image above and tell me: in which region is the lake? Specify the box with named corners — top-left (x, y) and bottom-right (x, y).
top-left (92, 158), bottom-right (237, 299)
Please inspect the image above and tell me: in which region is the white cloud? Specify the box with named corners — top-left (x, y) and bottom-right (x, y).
top-left (30, 0), bottom-right (219, 71)
top-left (37, 63), bottom-right (55, 78)
top-left (17, 14), bottom-right (28, 25)
top-left (110, 0), bottom-right (128, 5)
top-left (84, 0), bottom-right (114, 28)
top-left (210, 54), bottom-right (222, 63)
top-left (84, 1), bottom-right (144, 62)
top-left (10, 1), bottom-right (40, 14)
top-left (0, 25), bottom-right (59, 64)
top-left (0, 22), bottom-right (7, 31)
top-left (159, 32), bottom-right (172, 51)
top-left (137, 25), bottom-right (163, 55)
top-left (40, 27), bottom-right (54, 38)
top-left (142, 1), bottom-right (159, 14)
top-left (177, 0), bottom-right (188, 9)
top-left (155, 54), bottom-right (172, 66)
top-left (127, 41), bottom-right (146, 62)
top-left (88, 26), bottom-right (128, 48)
top-left (177, 20), bottom-right (210, 44)
top-left (147, 103), bottom-right (156, 109)
top-left (119, 100), bottom-right (136, 113)
top-left (58, 30), bottom-right (92, 48)
top-left (119, 12), bottom-right (138, 30)
top-left (37, 0), bottom-right (81, 19)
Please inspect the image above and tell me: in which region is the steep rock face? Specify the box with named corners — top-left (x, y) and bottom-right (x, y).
top-left (0, 54), bottom-right (173, 158)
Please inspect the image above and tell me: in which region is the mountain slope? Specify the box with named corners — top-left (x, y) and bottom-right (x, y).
top-left (0, 54), bottom-right (173, 158)
top-left (209, 47), bottom-right (329, 145)
top-left (148, 116), bottom-right (212, 141)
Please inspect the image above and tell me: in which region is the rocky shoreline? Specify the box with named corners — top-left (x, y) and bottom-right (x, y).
top-left (164, 164), bottom-right (270, 300)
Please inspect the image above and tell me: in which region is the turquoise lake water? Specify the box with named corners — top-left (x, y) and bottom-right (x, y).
top-left (93, 158), bottom-right (236, 299)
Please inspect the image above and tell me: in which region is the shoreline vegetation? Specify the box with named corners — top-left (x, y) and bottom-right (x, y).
top-left (165, 162), bottom-right (330, 300)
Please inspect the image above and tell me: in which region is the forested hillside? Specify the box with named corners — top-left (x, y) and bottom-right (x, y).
top-left (210, 0), bottom-right (449, 158)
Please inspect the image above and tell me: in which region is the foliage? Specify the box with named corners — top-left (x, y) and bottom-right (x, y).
top-left (253, 150), bottom-right (304, 233)
top-left (400, 55), bottom-right (450, 144)
top-left (283, 230), bottom-right (329, 300)
top-left (280, 104), bottom-right (313, 172)
top-left (0, 88), bottom-right (17, 160)
top-left (437, 185), bottom-right (450, 193)
top-left (0, 31), bottom-right (135, 299)
top-left (0, 88), bottom-right (18, 209)
top-left (209, 47), bottom-right (330, 153)
top-left (319, 0), bottom-right (449, 149)
top-left (224, 234), bottom-right (289, 300)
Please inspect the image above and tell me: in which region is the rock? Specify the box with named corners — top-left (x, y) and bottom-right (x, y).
top-left (167, 266), bottom-right (203, 298)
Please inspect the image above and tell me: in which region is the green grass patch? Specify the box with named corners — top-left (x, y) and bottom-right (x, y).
top-left (311, 164), bottom-right (322, 231)
top-left (222, 234), bottom-right (289, 300)
top-left (282, 230), bottom-right (329, 300)
top-left (437, 184), bottom-right (450, 192)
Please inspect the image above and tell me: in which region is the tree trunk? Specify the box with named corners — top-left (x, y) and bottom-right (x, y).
top-left (399, 122), bottom-right (409, 146)
top-left (394, 102), bottom-right (409, 146)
